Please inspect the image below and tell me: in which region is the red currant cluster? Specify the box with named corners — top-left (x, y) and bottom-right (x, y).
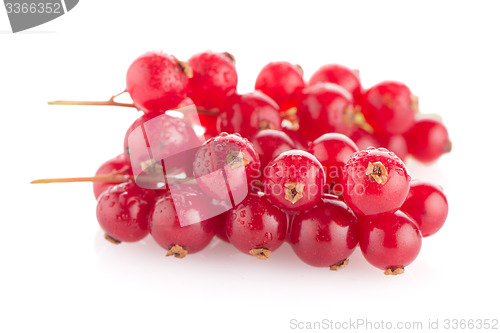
top-left (38, 51), bottom-right (451, 275)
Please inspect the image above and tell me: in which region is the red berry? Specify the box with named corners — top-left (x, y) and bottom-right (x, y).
top-left (378, 134), bottom-right (408, 161)
top-left (124, 111), bottom-right (203, 185)
top-left (308, 64), bottom-right (363, 104)
top-left (193, 133), bottom-right (260, 203)
top-left (251, 129), bottom-right (296, 171)
top-left (289, 196), bottom-right (359, 269)
top-left (401, 181), bottom-right (448, 237)
top-left (342, 147), bottom-right (411, 216)
top-left (188, 51), bottom-right (238, 110)
top-left (362, 81), bottom-right (417, 135)
top-left (282, 128), bottom-right (309, 151)
top-left (297, 83), bottom-right (356, 142)
top-left (255, 61), bottom-right (305, 111)
top-left (126, 51), bottom-right (191, 114)
top-left (149, 185), bottom-right (220, 258)
top-left (405, 118), bottom-right (452, 163)
top-left (350, 127), bottom-right (380, 150)
top-left (309, 133), bottom-right (358, 194)
top-left (225, 192), bottom-right (287, 259)
top-left (359, 211), bottom-right (422, 275)
top-left (96, 182), bottom-right (153, 243)
top-left (217, 91), bottom-right (282, 138)
top-left (263, 150), bottom-right (325, 211)
top-left (93, 154), bottom-right (131, 199)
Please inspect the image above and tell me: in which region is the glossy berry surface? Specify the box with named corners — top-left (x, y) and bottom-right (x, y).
top-left (378, 134), bottom-right (408, 161)
top-left (251, 129), bottom-right (296, 171)
top-left (124, 111), bottom-right (203, 184)
top-left (351, 128), bottom-right (380, 152)
top-left (217, 91), bottom-right (282, 138)
top-left (149, 186), bottom-right (220, 257)
top-left (126, 51), bottom-right (190, 114)
top-left (342, 147), bottom-right (411, 216)
top-left (188, 51), bottom-right (238, 110)
top-left (96, 182), bottom-right (153, 243)
top-left (359, 211), bottom-right (422, 274)
top-left (289, 196), bottom-right (359, 268)
top-left (362, 81), bottom-right (417, 135)
top-left (401, 181), bottom-right (448, 237)
top-left (263, 150), bottom-right (325, 211)
top-left (308, 64), bottom-right (362, 104)
top-left (405, 118), bottom-right (452, 163)
top-left (225, 192), bottom-right (287, 259)
top-left (255, 61), bottom-right (305, 111)
top-left (193, 133), bottom-right (260, 203)
top-left (297, 83), bottom-right (355, 141)
top-left (309, 133), bottom-right (358, 194)
top-left (93, 154), bottom-right (131, 199)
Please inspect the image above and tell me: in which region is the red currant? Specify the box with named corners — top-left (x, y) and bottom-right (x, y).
top-left (350, 127), bottom-right (380, 150)
top-left (263, 150), bottom-right (325, 211)
top-left (308, 64), bottom-right (362, 104)
top-left (297, 83), bottom-right (355, 142)
top-left (126, 51), bottom-right (191, 114)
top-left (289, 195), bottom-right (359, 269)
top-left (188, 51), bottom-right (238, 110)
top-left (378, 134), bottom-right (408, 161)
top-left (193, 133), bottom-right (260, 203)
top-left (251, 129), bottom-right (296, 171)
top-left (93, 154), bottom-right (131, 199)
top-left (401, 181), bottom-right (448, 237)
top-left (405, 118), bottom-right (451, 163)
top-left (225, 192), bottom-right (287, 259)
top-left (217, 91), bottom-right (282, 138)
top-left (255, 61), bottom-right (305, 111)
top-left (362, 81), bottom-right (417, 135)
top-left (309, 133), bottom-right (358, 194)
top-left (96, 181), bottom-right (153, 243)
top-left (342, 147), bottom-right (411, 216)
top-left (124, 111), bottom-right (203, 185)
top-left (359, 211), bottom-right (422, 275)
top-left (149, 185), bottom-right (220, 258)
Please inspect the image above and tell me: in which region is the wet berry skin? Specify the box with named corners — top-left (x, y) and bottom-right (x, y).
top-left (362, 81), bottom-right (417, 135)
top-left (124, 111), bottom-right (203, 184)
top-left (263, 150), bottom-right (326, 211)
top-left (217, 91), bottom-right (282, 138)
top-left (401, 181), bottom-right (448, 237)
top-left (225, 192), bottom-right (287, 259)
top-left (96, 182), bottom-right (153, 243)
top-left (188, 51), bottom-right (238, 111)
top-left (308, 64), bottom-right (363, 104)
top-left (255, 61), bottom-right (305, 111)
top-left (193, 133), bottom-right (260, 203)
top-left (149, 186), bottom-right (220, 256)
top-left (126, 51), bottom-right (190, 114)
top-left (359, 211), bottom-right (422, 274)
top-left (350, 127), bottom-right (380, 151)
top-left (405, 118), bottom-right (452, 163)
top-left (290, 196), bottom-right (359, 268)
top-left (342, 147), bottom-right (411, 216)
top-left (251, 129), bottom-right (296, 172)
top-left (297, 83), bottom-right (356, 142)
top-left (93, 154), bottom-right (131, 200)
top-left (309, 133), bottom-right (358, 194)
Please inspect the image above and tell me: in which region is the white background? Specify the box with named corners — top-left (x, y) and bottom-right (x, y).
top-left (1, 1), bottom-right (499, 332)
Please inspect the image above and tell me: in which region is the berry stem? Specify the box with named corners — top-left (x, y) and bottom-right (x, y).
top-left (31, 173), bottom-right (131, 184)
top-left (48, 92), bottom-right (138, 109)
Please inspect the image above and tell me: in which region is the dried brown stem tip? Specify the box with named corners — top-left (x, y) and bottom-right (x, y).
top-left (226, 151), bottom-right (249, 169)
top-left (249, 247), bottom-right (271, 260)
top-left (284, 182), bottom-right (305, 204)
top-left (366, 161), bottom-right (388, 185)
top-left (166, 245), bottom-right (188, 259)
top-left (384, 267), bottom-right (405, 275)
top-left (105, 234), bottom-right (122, 245)
top-left (177, 60), bottom-right (193, 78)
top-left (410, 94), bottom-right (419, 113)
top-left (329, 259), bottom-right (349, 271)
top-left (223, 51), bottom-right (236, 63)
